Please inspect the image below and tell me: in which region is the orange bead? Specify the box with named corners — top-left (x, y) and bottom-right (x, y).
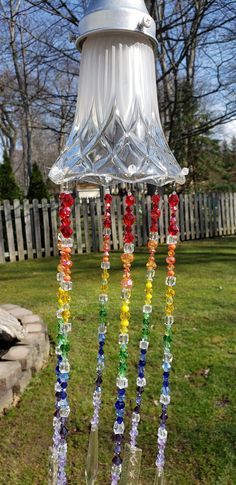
top-left (168, 270), bottom-right (175, 276)
top-left (168, 244), bottom-right (176, 251)
top-left (63, 275), bottom-right (71, 281)
top-left (166, 256), bottom-right (176, 264)
top-left (103, 256), bottom-right (109, 262)
top-left (146, 261), bottom-right (157, 270)
top-left (121, 253), bottom-right (134, 264)
top-left (63, 247), bottom-right (72, 254)
top-left (148, 240), bottom-right (158, 250)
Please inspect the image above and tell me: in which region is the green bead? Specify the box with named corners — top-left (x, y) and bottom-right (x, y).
top-left (119, 350), bottom-right (128, 363)
top-left (143, 314), bottom-right (150, 323)
top-left (119, 363), bottom-right (127, 376)
top-left (163, 334), bottom-right (172, 345)
top-left (61, 342), bottom-right (70, 355)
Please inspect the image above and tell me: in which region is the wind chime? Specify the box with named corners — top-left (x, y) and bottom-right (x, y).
top-left (48, 1), bottom-right (188, 484)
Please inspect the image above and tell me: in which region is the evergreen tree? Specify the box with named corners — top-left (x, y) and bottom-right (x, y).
top-left (27, 163), bottom-right (49, 201)
top-left (0, 150), bottom-right (22, 201)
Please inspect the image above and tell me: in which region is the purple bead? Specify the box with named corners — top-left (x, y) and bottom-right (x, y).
top-left (114, 434), bottom-right (123, 443)
top-left (112, 454), bottom-right (122, 466)
top-left (134, 405), bottom-right (140, 413)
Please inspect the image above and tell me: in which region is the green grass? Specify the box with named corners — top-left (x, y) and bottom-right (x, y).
top-left (0, 237), bottom-right (236, 485)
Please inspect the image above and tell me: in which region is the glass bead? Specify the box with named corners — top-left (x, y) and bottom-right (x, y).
top-left (111, 464), bottom-right (122, 476)
top-left (98, 324), bottom-right (107, 334)
top-left (165, 316), bottom-right (174, 325)
top-left (60, 405), bottom-right (70, 418)
top-left (99, 294), bottom-right (108, 303)
top-left (59, 359), bottom-right (70, 373)
top-left (137, 377), bottom-right (146, 387)
top-left (114, 421), bottom-right (125, 434)
top-left (164, 352), bottom-right (173, 363)
top-left (162, 362), bottom-right (171, 371)
top-left (57, 272), bottom-right (64, 282)
top-left (119, 334), bottom-right (129, 345)
top-left (165, 276), bottom-right (176, 287)
top-left (61, 281), bottom-right (73, 291)
top-left (124, 243), bottom-right (135, 254)
top-left (58, 235), bottom-right (73, 247)
top-left (160, 394), bottom-right (170, 405)
top-left (149, 232), bottom-right (159, 241)
top-left (158, 427), bottom-right (168, 440)
top-left (101, 261), bottom-right (110, 269)
top-left (121, 288), bottom-right (131, 300)
top-left (103, 228), bottom-right (111, 236)
top-left (143, 304), bottom-right (152, 314)
top-left (139, 340), bottom-right (149, 350)
top-left (116, 376), bottom-right (128, 389)
top-left (166, 235), bottom-right (178, 245)
top-left (132, 412), bottom-right (140, 423)
top-left (147, 269), bottom-right (155, 281)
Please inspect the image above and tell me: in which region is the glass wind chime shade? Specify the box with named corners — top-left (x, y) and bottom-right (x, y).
top-left (49, 32), bottom-right (187, 187)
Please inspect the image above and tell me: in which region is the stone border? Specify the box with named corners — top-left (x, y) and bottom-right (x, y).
top-left (0, 305), bottom-right (50, 413)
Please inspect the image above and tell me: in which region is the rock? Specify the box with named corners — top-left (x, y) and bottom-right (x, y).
top-left (25, 322), bottom-right (47, 334)
top-left (0, 361), bottom-right (22, 392)
top-left (8, 307), bottom-right (33, 319)
top-left (0, 304), bottom-right (19, 310)
top-left (0, 389), bottom-right (13, 413)
top-left (13, 369), bottom-right (32, 395)
top-left (0, 308), bottom-right (25, 343)
top-left (20, 314), bottom-right (43, 325)
top-left (2, 346), bottom-right (36, 371)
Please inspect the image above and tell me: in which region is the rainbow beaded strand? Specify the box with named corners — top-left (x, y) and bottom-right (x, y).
top-left (50, 192), bottom-right (74, 485)
top-left (129, 194), bottom-right (161, 449)
top-left (91, 191), bottom-right (113, 429)
top-left (155, 192), bottom-right (180, 480)
top-left (111, 193), bottom-right (136, 485)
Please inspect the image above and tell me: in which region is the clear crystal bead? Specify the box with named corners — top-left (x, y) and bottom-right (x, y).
top-left (101, 261), bottom-right (110, 269)
top-left (147, 269), bottom-right (155, 280)
top-left (57, 272), bottom-right (64, 282)
top-left (98, 324), bottom-right (107, 334)
top-left (132, 412), bottom-right (140, 423)
top-left (103, 228), bottom-right (111, 236)
top-left (59, 359), bottom-right (70, 373)
top-left (149, 232), bottom-right (159, 241)
top-left (116, 376), bottom-right (128, 389)
top-left (164, 316), bottom-right (174, 325)
top-left (119, 334), bottom-right (129, 345)
top-left (167, 235), bottom-right (178, 244)
top-left (163, 352), bottom-right (173, 363)
top-left (114, 421), bottom-right (125, 434)
top-left (165, 276), bottom-right (176, 287)
top-left (139, 340), bottom-right (149, 350)
top-left (58, 235), bottom-right (73, 247)
top-left (59, 405), bottom-right (70, 418)
top-left (61, 281), bottom-right (73, 291)
top-left (137, 377), bottom-right (146, 387)
top-left (111, 464), bottom-right (122, 476)
top-left (124, 243), bottom-right (135, 254)
top-left (121, 288), bottom-right (131, 301)
top-left (143, 304), bottom-right (152, 313)
top-left (60, 322), bottom-right (72, 334)
top-left (160, 394), bottom-right (170, 405)
top-left (158, 427), bottom-right (168, 440)
top-left (99, 294), bottom-right (108, 303)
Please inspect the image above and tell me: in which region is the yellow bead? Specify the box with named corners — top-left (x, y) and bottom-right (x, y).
top-left (120, 319), bottom-right (129, 327)
top-left (121, 304), bottom-right (129, 314)
top-left (57, 299), bottom-right (64, 307)
top-left (120, 312), bottom-right (131, 320)
top-left (120, 327), bottom-right (128, 334)
top-left (165, 305), bottom-right (174, 315)
top-left (166, 288), bottom-right (175, 297)
top-left (146, 281), bottom-right (152, 290)
top-left (101, 285), bottom-right (108, 292)
top-left (146, 292), bottom-right (153, 300)
top-left (62, 310), bottom-right (70, 321)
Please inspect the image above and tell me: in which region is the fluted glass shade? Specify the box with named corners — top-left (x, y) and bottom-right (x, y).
top-left (49, 32), bottom-right (186, 186)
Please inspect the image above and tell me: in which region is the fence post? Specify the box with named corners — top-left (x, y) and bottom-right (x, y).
top-left (4, 200), bottom-right (16, 262)
top-left (0, 204), bottom-right (5, 263)
top-left (42, 198), bottom-right (51, 257)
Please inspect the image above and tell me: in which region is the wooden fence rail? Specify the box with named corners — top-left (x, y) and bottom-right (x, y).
top-left (0, 192), bottom-right (235, 263)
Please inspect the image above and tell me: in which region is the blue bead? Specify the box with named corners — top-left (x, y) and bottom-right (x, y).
top-left (117, 416), bottom-right (123, 424)
top-left (141, 349), bottom-right (147, 355)
top-left (61, 391), bottom-right (67, 400)
top-left (162, 362), bottom-right (171, 371)
top-left (99, 334), bottom-right (106, 343)
top-left (163, 371), bottom-right (170, 378)
top-left (115, 400), bottom-right (125, 410)
top-left (57, 355), bottom-right (63, 363)
top-left (161, 386), bottom-right (170, 395)
top-left (118, 389), bottom-right (126, 398)
top-left (116, 410), bottom-right (125, 417)
top-left (136, 396), bottom-right (142, 405)
top-left (139, 372), bottom-right (144, 379)
top-left (55, 366), bottom-right (60, 374)
top-left (98, 349), bottom-right (104, 356)
top-left (61, 382), bottom-right (68, 389)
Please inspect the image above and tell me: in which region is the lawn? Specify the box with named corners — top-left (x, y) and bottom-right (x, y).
top-left (0, 237), bottom-right (236, 485)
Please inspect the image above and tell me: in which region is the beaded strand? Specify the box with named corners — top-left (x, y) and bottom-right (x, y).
top-left (129, 194), bottom-right (161, 449)
top-left (50, 192), bottom-right (74, 485)
top-left (91, 191), bottom-right (113, 430)
top-left (111, 193), bottom-right (136, 485)
top-left (155, 192), bottom-right (180, 479)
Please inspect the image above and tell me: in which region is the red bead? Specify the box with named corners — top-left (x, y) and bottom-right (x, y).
top-left (104, 218), bottom-right (111, 228)
top-left (61, 218), bottom-right (71, 227)
top-left (168, 225), bottom-right (179, 236)
top-left (125, 194), bottom-right (135, 206)
top-left (59, 193), bottom-right (74, 207)
top-left (124, 233), bottom-right (135, 243)
top-left (123, 213), bottom-right (135, 226)
top-left (59, 207), bottom-right (71, 219)
top-left (169, 194), bottom-right (179, 207)
top-left (150, 224), bottom-right (158, 232)
top-left (152, 194), bottom-right (161, 205)
top-left (151, 209), bottom-right (161, 221)
top-left (104, 194), bottom-right (112, 204)
top-left (61, 226), bottom-right (73, 238)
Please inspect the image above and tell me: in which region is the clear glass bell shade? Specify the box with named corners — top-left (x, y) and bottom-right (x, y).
top-left (49, 32), bottom-right (187, 186)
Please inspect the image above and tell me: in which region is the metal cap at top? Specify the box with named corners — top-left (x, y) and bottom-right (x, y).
top-left (76, 0), bottom-right (157, 51)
